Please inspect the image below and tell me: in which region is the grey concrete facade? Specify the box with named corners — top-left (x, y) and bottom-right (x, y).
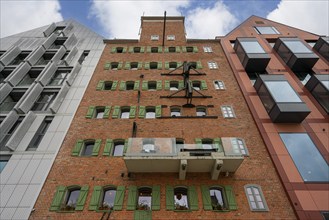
top-left (0, 20), bottom-right (104, 220)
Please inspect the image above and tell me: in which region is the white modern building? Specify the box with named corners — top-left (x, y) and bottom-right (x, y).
top-left (0, 20), bottom-right (104, 220)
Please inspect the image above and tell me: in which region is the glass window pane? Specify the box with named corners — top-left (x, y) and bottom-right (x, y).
top-left (240, 41), bottom-right (266, 53)
top-left (113, 144), bottom-right (124, 156)
top-left (66, 189), bottom-right (80, 209)
top-left (145, 112), bottom-right (155, 118)
top-left (83, 143), bottom-right (94, 156)
top-left (255, 26), bottom-right (280, 34)
top-left (284, 40), bottom-right (312, 53)
top-left (174, 188), bottom-right (189, 210)
top-left (101, 189), bottom-right (116, 210)
top-left (280, 133), bottom-right (329, 182)
top-left (265, 81), bottom-right (302, 102)
top-left (321, 80), bottom-right (329, 90)
top-left (0, 161), bottom-right (8, 172)
top-left (121, 112), bottom-right (130, 119)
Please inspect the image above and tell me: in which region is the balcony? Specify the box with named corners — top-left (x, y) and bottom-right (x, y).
top-left (254, 75), bottom-right (310, 123)
top-left (305, 74), bottom-right (329, 113)
top-left (313, 37), bottom-right (329, 61)
top-left (234, 38), bottom-right (270, 72)
top-left (274, 38), bottom-right (319, 72)
top-left (124, 138), bottom-right (245, 180)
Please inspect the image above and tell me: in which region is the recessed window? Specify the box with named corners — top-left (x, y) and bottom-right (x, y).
top-left (151, 35), bottom-right (159, 41)
top-left (294, 72), bottom-right (312, 85)
top-left (133, 47), bottom-right (141, 53)
top-left (0, 91), bottom-right (25, 112)
top-left (53, 26), bottom-right (65, 36)
top-left (151, 47), bottom-right (158, 53)
top-left (247, 72), bottom-right (267, 85)
top-left (196, 107), bottom-right (207, 117)
top-left (171, 107), bottom-right (181, 117)
top-left (254, 26), bottom-right (280, 35)
top-left (221, 105), bottom-right (235, 118)
top-left (231, 138), bottom-right (248, 155)
top-left (174, 187), bottom-right (189, 210)
top-left (0, 155), bottom-right (10, 173)
top-left (214, 80), bottom-right (225, 90)
top-left (95, 107), bottom-right (105, 119)
top-left (104, 81), bottom-right (113, 90)
top-left (18, 68), bottom-right (42, 86)
top-left (150, 62), bottom-right (158, 70)
top-left (48, 68), bottom-right (70, 86)
top-left (35, 52), bottom-right (55, 65)
top-left (142, 139), bottom-right (155, 153)
top-left (0, 68), bottom-right (15, 83)
top-left (230, 40), bottom-right (235, 48)
top-left (100, 188), bottom-right (116, 210)
top-left (208, 61), bottom-right (218, 69)
top-left (186, 47), bottom-right (193, 53)
top-left (111, 62), bottom-right (119, 70)
top-left (148, 81), bottom-right (157, 91)
top-left (167, 35), bottom-right (175, 41)
top-left (26, 117), bottom-right (52, 151)
top-left (203, 46), bottom-right (213, 53)
top-left (265, 81), bottom-right (302, 103)
top-left (280, 133), bottom-right (329, 182)
top-left (190, 62), bottom-right (197, 69)
top-left (168, 47), bottom-right (176, 53)
top-left (31, 92), bottom-right (57, 111)
top-left (113, 141), bottom-right (124, 156)
top-left (9, 52), bottom-right (30, 65)
top-left (63, 188), bottom-right (81, 211)
top-left (145, 107), bottom-right (156, 119)
top-left (137, 187), bottom-right (152, 210)
top-left (130, 62), bottom-right (138, 70)
top-left (120, 107), bottom-right (130, 119)
top-left (126, 81), bottom-right (135, 90)
top-left (81, 140), bottom-right (95, 156)
top-left (170, 81), bottom-right (179, 91)
top-left (0, 117), bottom-right (23, 151)
top-left (240, 40), bottom-right (266, 54)
top-left (202, 139), bottom-right (213, 149)
top-left (192, 81), bottom-right (201, 90)
top-left (116, 47), bottom-right (124, 53)
top-left (209, 187), bottom-right (227, 210)
top-left (49, 38), bottom-right (66, 49)
top-left (169, 62), bottom-right (177, 70)
top-left (244, 185), bottom-right (268, 211)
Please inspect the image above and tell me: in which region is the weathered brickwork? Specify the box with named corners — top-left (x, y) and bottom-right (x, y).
top-left (31, 17), bottom-right (296, 220)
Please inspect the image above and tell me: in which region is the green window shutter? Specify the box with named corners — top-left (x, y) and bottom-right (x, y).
top-left (96, 80), bottom-right (104, 90)
top-left (129, 106), bottom-right (136, 119)
top-left (142, 81), bottom-right (148, 91)
top-left (112, 106), bottom-right (120, 119)
top-left (165, 61), bottom-right (169, 70)
top-left (157, 62), bottom-right (162, 70)
top-left (138, 106), bottom-right (145, 118)
top-left (152, 185), bottom-right (160, 210)
top-left (165, 80), bottom-right (170, 90)
top-left (140, 46), bottom-right (145, 53)
top-left (178, 80), bottom-right (184, 89)
top-left (176, 46), bottom-right (181, 53)
top-left (127, 186), bottom-right (137, 210)
top-left (124, 139), bottom-right (129, 154)
top-left (213, 138), bottom-right (223, 152)
top-left (117, 62), bottom-right (123, 70)
top-left (193, 46), bottom-right (199, 53)
top-left (119, 81), bottom-right (126, 91)
top-left (195, 138), bottom-right (202, 149)
top-left (156, 81), bottom-right (162, 90)
top-left (146, 46), bottom-right (151, 53)
top-left (138, 62), bottom-right (143, 70)
top-left (75, 186), bottom-right (89, 211)
top-left (201, 185), bottom-right (212, 210)
top-left (123, 47), bottom-right (127, 53)
top-left (134, 81), bottom-right (140, 91)
top-left (86, 106), bottom-right (95, 118)
top-left (128, 46), bottom-right (134, 53)
top-left (124, 62), bottom-right (131, 70)
top-left (113, 186), bottom-right (125, 211)
top-left (188, 186), bottom-right (199, 211)
top-left (155, 105), bottom-right (162, 118)
top-left (224, 185), bottom-right (237, 210)
top-left (92, 139), bottom-right (102, 156)
top-left (197, 61), bottom-right (203, 69)
top-left (72, 139), bottom-right (83, 156)
top-left (165, 186), bottom-right (174, 210)
top-left (49, 186), bottom-right (66, 211)
top-left (111, 47), bottom-right (116, 53)
top-left (103, 106), bottom-right (111, 119)
top-left (177, 62), bottom-right (183, 67)
top-left (144, 62), bottom-right (150, 70)
top-left (158, 46), bottom-right (163, 52)
top-left (201, 80), bottom-right (208, 90)
top-left (103, 139), bottom-right (113, 156)
top-left (104, 62), bottom-right (111, 70)
top-left (89, 186), bottom-right (102, 211)
top-left (134, 210), bottom-right (152, 220)
top-left (182, 46), bottom-right (187, 53)
top-left (164, 47), bottom-right (169, 53)
top-left (111, 81), bottom-right (118, 91)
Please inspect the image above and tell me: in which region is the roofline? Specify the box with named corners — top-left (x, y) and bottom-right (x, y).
top-left (141, 16), bottom-right (185, 23)
top-left (103, 39), bottom-right (139, 43)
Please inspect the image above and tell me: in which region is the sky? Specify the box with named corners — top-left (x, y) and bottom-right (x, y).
top-left (0, 0), bottom-right (328, 39)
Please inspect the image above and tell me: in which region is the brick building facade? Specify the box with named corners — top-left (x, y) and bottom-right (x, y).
top-left (30, 16), bottom-right (296, 220)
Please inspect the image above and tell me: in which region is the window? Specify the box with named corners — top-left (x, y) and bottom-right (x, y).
top-left (209, 187), bottom-right (227, 210)
top-left (214, 81), bottom-right (225, 90)
top-left (151, 47), bottom-right (158, 53)
top-left (305, 74), bottom-right (329, 113)
top-left (0, 117), bottom-right (23, 151)
top-left (126, 81), bottom-right (135, 90)
top-left (63, 188), bottom-right (81, 210)
top-left (95, 107), bottom-right (105, 119)
top-left (254, 26), bottom-right (280, 34)
top-left (280, 133), bottom-right (329, 182)
top-left (86, 106), bottom-right (110, 119)
top-left (171, 107), bottom-right (181, 117)
top-left (50, 185), bottom-right (88, 211)
top-left (208, 61), bottom-right (218, 69)
top-left (53, 26), bottom-right (65, 36)
top-left (139, 106), bottom-right (161, 118)
top-left (0, 68), bottom-right (15, 83)
top-left (221, 105), bottom-right (235, 118)
top-left (150, 62), bottom-right (158, 70)
top-left (151, 35), bottom-right (159, 41)
top-left (176, 139), bottom-right (184, 148)
top-left (192, 81), bottom-right (201, 90)
top-left (104, 81), bottom-right (113, 90)
top-left (201, 185), bottom-right (237, 211)
top-left (35, 52), bottom-right (55, 65)
top-left (116, 47), bottom-right (124, 53)
top-left (201, 139), bottom-right (213, 149)
top-left (170, 81), bottom-right (179, 90)
top-left (186, 47), bottom-right (194, 53)
top-left (130, 62), bottom-right (138, 70)
top-left (113, 141), bottom-right (124, 156)
top-left (146, 107), bottom-right (156, 119)
top-left (230, 40), bottom-right (235, 48)
top-left (244, 185), bottom-right (268, 211)
top-left (247, 72), bottom-right (267, 85)
top-left (26, 117), bottom-right (52, 151)
top-left (174, 187), bottom-right (189, 210)
top-left (78, 50), bottom-right (89, 65)
top-left (167, 35), bottom-right (175, 41)
top-left (49, 38), bottom-right (66, 49)
top-left (148, 81), bottom-right (157, 91)
top-left (100, 188), bottom-right (116, 210)
top-left (111, 62), bottom-right (119, 70)
top-left (48, 68), bottom-right (71, 86)
top-left (71, 139), bottom-right (101, 157)
top-left (294, 72), bottom-right (312, 85)
top-left (203, 46), bottom-right (213, 53)
top-left (196, 107), bottom-right (207, 117)
top-left (137, 187), bottom-right (152, 210)
top-left (134, 47), bottom-right (141, 53)
top-left (18, 69), bottom-right (42, 86)
top-left (321, 212), bottom-right (329, 220)
top-left (81, 140), bottom-right (95, 156)
top-left (231, 138), bottom-right (248, 155)
top-left (169, 62), bottom-right (177, 70)
top-left (265, 81), bottom-right (302, 103)
top-left (142, 139), bottom-right (155, 153)
top-left (31, 92), bottom-right (57, 111)
top-left (240, 41), bottom-right (266, 54)
top-left (89, 185), bottom-right (125, 211)
top-left (120, 107), bottom-right (130, 119)
top-left (0, 91), bottom-right (24, 112)
top-left (168, 47), bottom-right (176, 53)
top-left (0, 155), bottom-right (10, 173)
top-left (9, 52), bottom-right (29, 65)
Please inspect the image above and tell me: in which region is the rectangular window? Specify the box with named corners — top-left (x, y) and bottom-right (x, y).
top-left (231, 138), bottom-right (248, 155)
top-left (0, 68), bottom-right (15, 83)
top-left (48, 68), bottom-right (71, 86)
top-left (31, 92), bottom-right (57, 111)
top-left (280, 133), bottom-right (329, 182)
top-left (17, 68), bottom-right (42, 86)
top-left (264, 81), bottom-right (302, 103)
top-left (244, 185), bottom-right (268, 211)
top-left (214, 81), bottom-right (225, 90)
top-left (208, 61), bottom-right (218, 69)
top-left (203, 46), bottom-right (213, 53)
top-left (221, 105), bottom-right (235, 118)
top-left (26, 117), bottom-right (53, 151)
top-left (0, 117), bottom-right (23, 151)
top-left (167, 35), bottom-right (175, 41)
top-left (254, 26), bottom-right (280, 35)
top-left (240, 41), bottom-right (266, 53)
top-left (0, 92), bottom-right (25, 112)
top-left (151, 35), bottom-right (159, 41)
top-left (0, 155), bottom-right (11, 173)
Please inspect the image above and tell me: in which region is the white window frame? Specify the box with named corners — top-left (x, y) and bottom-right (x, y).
top-left (221, 105), bottom-right (235, 118)
top-left (231, 138), bottom-right (248, 155)
top-left (208, 61), bottom-right (218, 69)
top-left (214, 80), bottom-right (225, 90)
top-left (151, 35), bottom-right (159, 41)
top-left (167, 35), bottom-right (175, 41)
top-left (203, 46), bottom-right (213, 53)
top-left (244, 184), bottom-right (269, 211)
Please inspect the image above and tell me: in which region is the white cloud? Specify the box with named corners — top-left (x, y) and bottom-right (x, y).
top-left (0, 1), bottom-right (63, 38)
top-left (267, 0), bottom-right (329, 36)
top-left (185, 1), bottom-right (238, 38)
